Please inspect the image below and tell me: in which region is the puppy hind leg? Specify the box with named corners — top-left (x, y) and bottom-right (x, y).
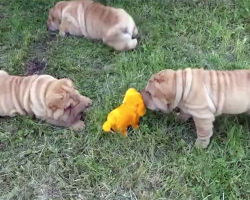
top-left (103, 28), bottom-right (137, 51)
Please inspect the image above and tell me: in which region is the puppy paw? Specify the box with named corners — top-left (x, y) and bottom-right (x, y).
top-left (86, 98), bottom-right (93, 107)
top-left (195, 138), bottom-right (210, 149)
top-left (72, 120), bottom-right (85, 131)
top-left (127, 39), bottom-right (138, 50)
top-left (59, 30), bottom-right (66, 37)
top-left (84, 97), bottom-right (93, 108)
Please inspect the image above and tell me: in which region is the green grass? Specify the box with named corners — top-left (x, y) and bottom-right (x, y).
top-left (1, 0), bottom-right (250, 199)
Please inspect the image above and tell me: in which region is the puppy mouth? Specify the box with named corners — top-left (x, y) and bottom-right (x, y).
top-left (84, 103), bottom-right (93, 109)
top-left (140, 89), bottom-right (150, 103)
top-left (132, 34), bottom-right (138, 39)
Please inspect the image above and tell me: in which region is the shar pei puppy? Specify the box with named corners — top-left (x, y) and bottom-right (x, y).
top-left (46, 0), bottom-right (138, 51)
top-left (0, 70), bottom-right (92, 130)
top-left (141, 68), bottom-right (250, 149)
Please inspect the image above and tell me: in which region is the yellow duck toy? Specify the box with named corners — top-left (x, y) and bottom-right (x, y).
top-left (102, 88), bottom-right (146, 136)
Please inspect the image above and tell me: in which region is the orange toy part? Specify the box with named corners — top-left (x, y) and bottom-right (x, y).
top-left (102, 88), bottom-right (146, 136)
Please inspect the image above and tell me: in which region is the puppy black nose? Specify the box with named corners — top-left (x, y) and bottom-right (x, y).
top-left (132, 34), bottom-right (137, 39)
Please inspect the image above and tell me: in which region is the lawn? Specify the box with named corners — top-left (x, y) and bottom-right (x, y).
top-left (1, 0), bottom-right (250, 199)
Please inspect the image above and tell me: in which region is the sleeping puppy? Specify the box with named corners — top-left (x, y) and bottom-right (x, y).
top-left (141, 68), bottom-right (250, 149)
top-left (0, 70), bottom-right (92, 130)
top-left (47, 0), bottom-right (138, 51)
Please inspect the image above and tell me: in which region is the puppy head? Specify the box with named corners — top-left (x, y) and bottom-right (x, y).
top-left (45, 78), bottom-right (80, 112)
top-left (47, 2), bottom-right (66, 32)
top-left (47, 9), bottom-right (59, 32)
top-left (141, 69), bottom-right (176, 113)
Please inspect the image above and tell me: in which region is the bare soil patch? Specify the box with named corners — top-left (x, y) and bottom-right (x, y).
top-left (25, 58), bottom-right (47, 75)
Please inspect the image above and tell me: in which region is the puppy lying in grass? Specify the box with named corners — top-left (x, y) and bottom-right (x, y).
top-left (0, 70), bottom-right (92, 130)
top-left (141, 68), bottom-right (250, 149)
top-left (47, 0), bottom-right (138, 51)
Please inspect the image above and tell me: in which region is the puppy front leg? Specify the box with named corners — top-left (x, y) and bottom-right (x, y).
top-left (46, 117), bottom-right (85, 131)
top-left (81, 96), bottom-right (93, 108)
top-left (59, 18), bottom-right (70, 37)
top-left (193, 117), bottom-right (215, 149)
top-left (46, 118), bottom-right (72, 127)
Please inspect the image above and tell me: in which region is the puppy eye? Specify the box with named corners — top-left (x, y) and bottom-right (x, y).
top-left (122, 28), bottom-right (129, 34)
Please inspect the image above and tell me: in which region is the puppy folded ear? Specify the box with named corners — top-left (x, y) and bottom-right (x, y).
top-left (46, 78), bottom-right (81, 112)
top-left (147, 80), bottom-right (167, 102)
top-left (47, 94), bottom-right (65, 111)
top-left (147, 72), bottom-right (176, 104)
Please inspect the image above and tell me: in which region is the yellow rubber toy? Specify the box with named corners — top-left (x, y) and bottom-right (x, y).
top-left (102, 88), bottom-right (146, 136)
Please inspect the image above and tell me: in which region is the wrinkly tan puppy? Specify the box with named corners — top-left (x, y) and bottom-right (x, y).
top-left (47, 0), bottom-right (138, 51)
top-left (141, 68), bottom-right (250, 149)
top-left (0, 70), bottom-right (92, 130)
